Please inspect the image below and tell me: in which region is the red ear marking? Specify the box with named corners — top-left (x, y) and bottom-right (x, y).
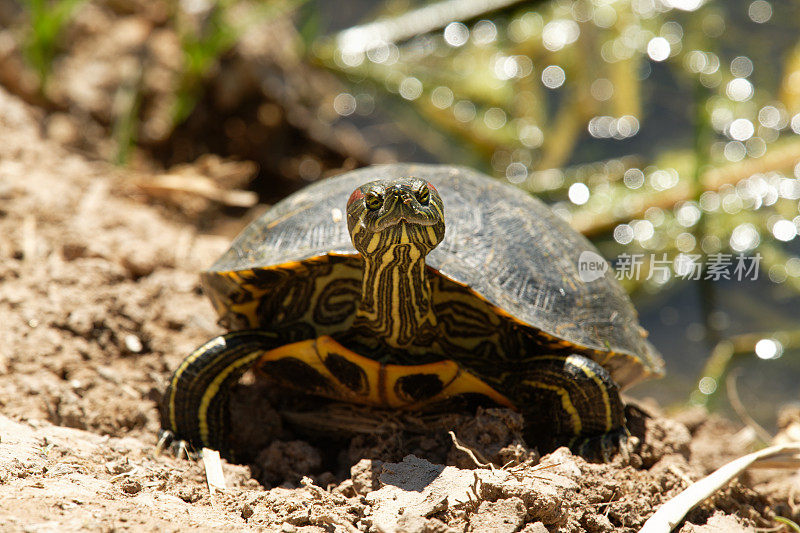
top-left (348, 188), bottom-right (364, 206)
top-left (427, 182), bottom-right (437, 193)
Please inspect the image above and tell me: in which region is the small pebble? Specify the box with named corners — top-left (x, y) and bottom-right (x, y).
top-left (124, 334), bottom-right (143, 353)
top-left (241, 503), bottom-right (254, 520)
top-left (121, 479), bottom-right (142, 494)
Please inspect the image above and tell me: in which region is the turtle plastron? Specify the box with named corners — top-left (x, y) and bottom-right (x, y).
top-left (253, 335), bottom-right (515, 410)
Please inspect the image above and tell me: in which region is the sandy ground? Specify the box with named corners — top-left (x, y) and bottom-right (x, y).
top-left (1, 85), bottom-right (799, 532)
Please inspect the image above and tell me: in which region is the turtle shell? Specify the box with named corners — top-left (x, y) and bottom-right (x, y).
top-left (206, 164), bottom-right (664, 390)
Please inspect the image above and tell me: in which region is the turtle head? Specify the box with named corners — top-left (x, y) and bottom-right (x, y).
top-left (346, 177), bottom-right (445, 255)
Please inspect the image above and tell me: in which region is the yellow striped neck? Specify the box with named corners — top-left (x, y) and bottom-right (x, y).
top-left (353, 242), bottom-right (437, 350)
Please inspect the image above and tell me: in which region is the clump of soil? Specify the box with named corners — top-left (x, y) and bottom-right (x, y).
top-left (0, 86), bottom-right (798, 532)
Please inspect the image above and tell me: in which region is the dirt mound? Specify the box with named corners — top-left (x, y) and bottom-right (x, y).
top-left (0, 86), bottom-right (798, 531)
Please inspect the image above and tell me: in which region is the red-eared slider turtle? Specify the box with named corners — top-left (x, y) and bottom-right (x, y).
top-left (159, 164), bottom-right (664, 461)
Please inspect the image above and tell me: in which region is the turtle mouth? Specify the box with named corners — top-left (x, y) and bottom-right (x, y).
top-left (356, 204), bottom-right (445, 251)
top-left (368, 193), bottom-right (441, 232)
top-left (372, 211), bottom-right (438, 233)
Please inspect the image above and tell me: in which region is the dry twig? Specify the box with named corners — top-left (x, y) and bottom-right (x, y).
top-left (449, 430), bottom-right (493, 470)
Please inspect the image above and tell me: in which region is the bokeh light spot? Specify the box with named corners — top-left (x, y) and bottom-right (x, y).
top-left (755, 338), bottom-right (782, 359)
top-left (730, 223), bottom-right (760, 251)
top-left (786, 257), bottom-right (800, 277)
top-left (541, 65), bottom-right (566, 89)
top-left (472, 20), bottom-right (497, 45)
top-left (568, 182), bottom-right (590, 205)
top-left (724, 141), bottom-right (747, 162)
top-left (613, 224), bottom-right (634, 245)
top-left (758, 106), bottom-right (781, 128)
top-left (593, 5), bottom-right (617, 28)
top-left (790, 113), bottom-right (800, 134)
top-left (542, 19), bottom-right (580, 51)
top-left (431, 86), bottom-right (454, 109)
top-left (506, 162), bottom-right (528, 184)
top-left (399, 77), bottom-right (423, 101)
top-left (333, 93), bottom-right (356, 116)
top-left (729, 118), bottom-right (754, 141)
top-left (623, 168), bottom-right (645, 189)
top-left (698, 376), bottom-right (717, 395)
top-left (772, 219), bottom-right (797, 241)
top-left (730, 56), bottom-right (753, 78)
top-left (726, 78), bottom-right (754, 101)
top-left (748, 0), bottom-right (772, 23)
top-left (633, 219), bottom-right (655, 241)
top-left (519, 124), bottom-right (544, 148)
top-left (443, 22), bottom-right (469, 47)
top-left (453, 100), bottom-right (476, 122)
top-left (676, 203), bottom-right (701, 227)
top-left (676, 233), bottom-right (697, 252)
top-left (647, 37), bottom-right (670, 62)
top-left (665, 0), bottom-right (704, 11)
top-left (484, 107), bottom-right (507, 129)
top-left (769, 265), bottom-right (788, 284)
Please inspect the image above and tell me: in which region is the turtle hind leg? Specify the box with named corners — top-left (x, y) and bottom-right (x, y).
top-left (160, 330), bottom-right (282, 461)
top-left (571, 426), bottom-right (632, 463)
top-left (514, 353), bottom-right (628, 462)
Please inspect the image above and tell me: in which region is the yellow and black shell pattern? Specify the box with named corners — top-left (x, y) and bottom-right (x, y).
top-left (202, 164), bottom-right (664, 391)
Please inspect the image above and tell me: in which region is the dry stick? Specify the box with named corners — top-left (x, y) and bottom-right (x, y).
top-left (449, 431), bottom-right (493, 470)
top-left (135, 174), bottom-right (258, 207)
top-left (335, 0), bottom-right (524, 54)
top-left (756, 524), bottom-right (792, 533)
top-left (449, 431), bottom-right (564, 486)
top-left (725, 369), bottom-right (774, 443)
top-left (639, 443), bottom-right (800, 533)
top-left (109, 466), bottom-right (139, 482)
top-left (597, 488), bottom-right (619, 518)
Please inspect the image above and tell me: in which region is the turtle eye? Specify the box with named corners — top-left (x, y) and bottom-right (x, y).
top-left (415, 184), bottom-right (430, 205)
top-left (365, 190), bottom-right (383, 211)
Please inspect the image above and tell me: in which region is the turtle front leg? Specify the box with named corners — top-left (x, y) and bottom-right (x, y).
top-left (513, 353), bottom-right (628, 461)
top-left (158, 330), bottom-right (283, 460)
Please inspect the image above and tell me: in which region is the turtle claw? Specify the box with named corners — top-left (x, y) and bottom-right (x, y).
top-left (155, 429), bottom-right (197, 460)
top-left (155, 429), bottom-right (172, 454)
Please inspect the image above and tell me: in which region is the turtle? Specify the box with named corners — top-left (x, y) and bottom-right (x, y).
top-left (159, 163), bottom-right (664, 462)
